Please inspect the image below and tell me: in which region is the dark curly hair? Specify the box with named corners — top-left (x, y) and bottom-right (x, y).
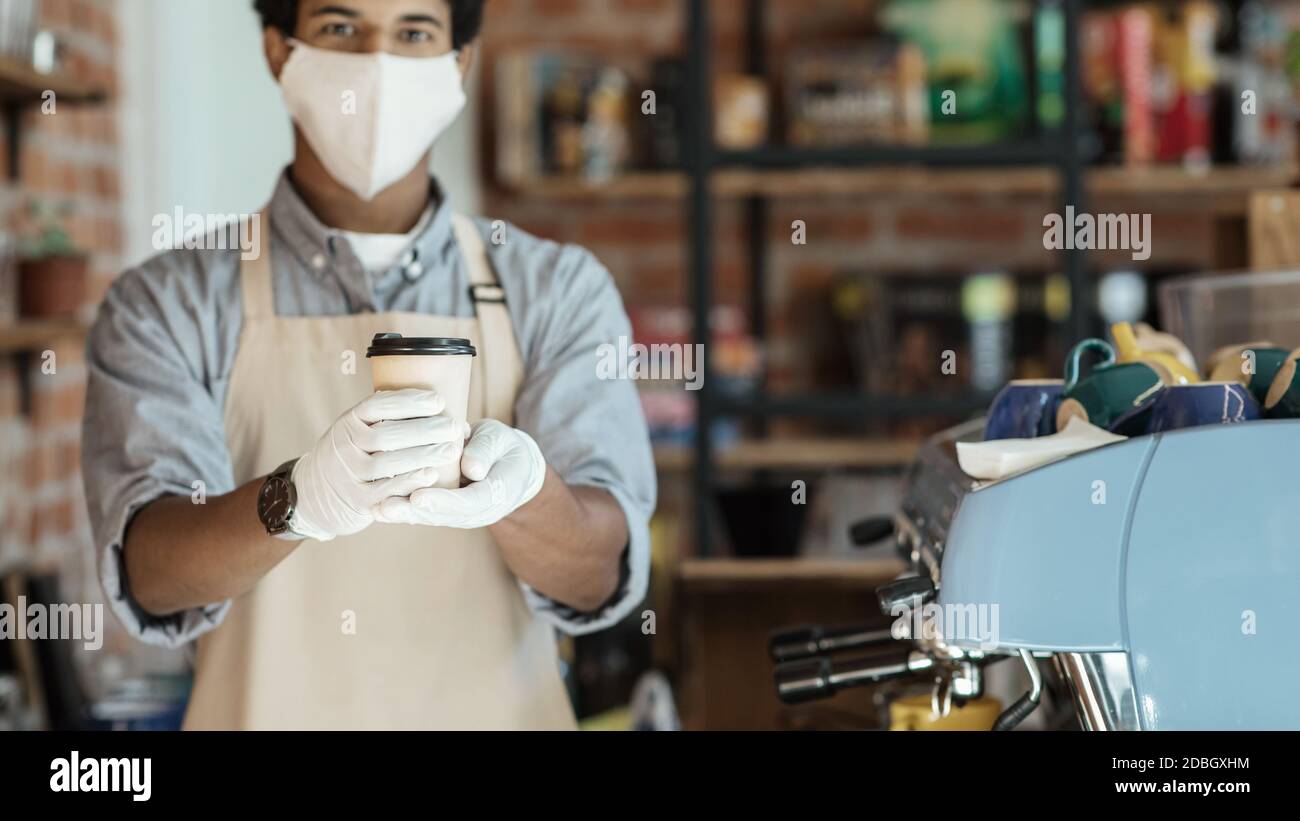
top-left (253, 0), bottom-right (485, 48)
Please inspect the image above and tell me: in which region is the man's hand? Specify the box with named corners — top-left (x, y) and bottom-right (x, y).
top-left (372, 419), bottom-right (545, 529)
top-left (372, 418), bottom-right (628, 612)
top-left (291, 389), bottom-right (468, 541)
top-left (120, 389), bottom-right (466, 616)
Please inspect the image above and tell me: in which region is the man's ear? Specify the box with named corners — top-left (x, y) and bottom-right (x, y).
top-left (456, 42), bottom-right (477, 83)
top-left (264, 26), bottom-right (292, 80)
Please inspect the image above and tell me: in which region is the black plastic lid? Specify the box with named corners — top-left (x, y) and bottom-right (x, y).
top-left (366, 333), bottom-right (477, 357)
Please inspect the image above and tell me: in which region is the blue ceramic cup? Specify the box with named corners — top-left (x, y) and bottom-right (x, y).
top-left (1147, 382), bottom-right (1260, 434)
top-left (983, 379), bottom-right (1065, 440)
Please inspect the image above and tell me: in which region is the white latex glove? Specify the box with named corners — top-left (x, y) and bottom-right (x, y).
top-left (372, 419), bottom-right (546, 529)
top-left (289, 389), bottom-right (469, 541)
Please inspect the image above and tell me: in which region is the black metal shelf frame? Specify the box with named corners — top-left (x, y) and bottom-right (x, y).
top-left (685, 0), bottom-right (1090, 555)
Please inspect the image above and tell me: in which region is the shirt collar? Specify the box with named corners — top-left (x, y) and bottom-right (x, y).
top-left (267, 169), bottom-right (457, 281)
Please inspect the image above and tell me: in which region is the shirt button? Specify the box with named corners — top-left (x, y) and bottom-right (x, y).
top-left (405, 261), bottom-right (424, 278)
top-left (311, 253), bottom-right (326, 270)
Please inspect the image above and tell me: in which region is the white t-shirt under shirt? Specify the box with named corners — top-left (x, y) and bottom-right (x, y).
top-left (340, 205), bottom-right (434, 273)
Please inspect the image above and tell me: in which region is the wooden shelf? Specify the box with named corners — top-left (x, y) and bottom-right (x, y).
top-left (496, 172), bottom-right (689, 201)
top-left (0, 319), bottom-right (90, 353)
top-left (654, 437), bottom-right (919, 472)
top-left (1088, 163), bottom-right (1299, 195)
top-left (719, 167), bottom-right (1053, 198)
top-left (497, 164), bottom-right (1300, 207)
top-left (0, 55), bottom-right (105, 105)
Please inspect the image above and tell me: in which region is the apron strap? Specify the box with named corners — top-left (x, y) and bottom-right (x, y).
top-left (239, 212), bottom-right (275, 321)
top-left (452, 214), bottom-right (524, 421)
top-left (238, 211), bottom-right (522, 419)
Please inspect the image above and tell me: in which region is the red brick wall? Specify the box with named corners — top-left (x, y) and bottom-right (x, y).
top-left (478, 0), bottom-right (1222, 394)
top-left (1, 0), bottom-right (123, 646)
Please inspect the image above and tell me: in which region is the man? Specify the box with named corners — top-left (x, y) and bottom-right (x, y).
top-left (82, 0), bottom-right (655, 729)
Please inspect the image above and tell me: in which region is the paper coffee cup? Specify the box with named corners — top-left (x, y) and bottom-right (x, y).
top-left (367, 333), bottom-right (476, 489)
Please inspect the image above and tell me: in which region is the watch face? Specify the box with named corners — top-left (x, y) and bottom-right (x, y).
top-left (258, 476), bottom-right (292, 532)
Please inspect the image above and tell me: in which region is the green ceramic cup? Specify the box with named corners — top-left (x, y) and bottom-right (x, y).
top-left (1263, 349), bottom-right (1300, 418)
top-left (1057, 338), bottom-right (1166, 432)
top-left (1209, 345), bottom-right (1291, 405)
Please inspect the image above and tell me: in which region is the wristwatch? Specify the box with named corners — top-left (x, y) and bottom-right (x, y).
top-left (257, 459), bottom-right (304, 540)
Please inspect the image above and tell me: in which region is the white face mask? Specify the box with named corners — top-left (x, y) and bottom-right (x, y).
top-left (278, 40), bottom-right (467, 201)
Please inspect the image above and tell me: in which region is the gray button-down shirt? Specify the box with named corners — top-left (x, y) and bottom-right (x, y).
top-left (82, 172), bottom-right (656, 648)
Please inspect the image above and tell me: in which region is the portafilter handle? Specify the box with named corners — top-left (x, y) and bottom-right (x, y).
top-left (768, 623), bottom-right (897, 663)
top-left (773, 649), bottom-right (935, 705)
top-left (848, 516), bottom-right (895, 547)
top-left (876, 575), bottom-right (936, 616)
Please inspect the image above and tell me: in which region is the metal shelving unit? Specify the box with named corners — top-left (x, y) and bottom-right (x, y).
top-left (684, 0), bottom-right (1091, 555)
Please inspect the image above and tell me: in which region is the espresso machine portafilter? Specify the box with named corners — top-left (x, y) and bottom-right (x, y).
top-left (773, 416), bottom-right (1300, 730)
top-left (770, 559), bottom-right (1029, 727)
top-left (771, 464), bottom-right (1038, 730)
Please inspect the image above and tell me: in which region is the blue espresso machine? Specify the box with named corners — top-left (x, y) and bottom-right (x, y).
top-left (772, 417), bottom-right (1300, 730)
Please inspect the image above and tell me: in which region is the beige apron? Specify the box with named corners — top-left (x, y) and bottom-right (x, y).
top-left (182, 214), bottom-right (578, 730)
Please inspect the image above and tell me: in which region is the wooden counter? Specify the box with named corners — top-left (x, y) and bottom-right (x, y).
top-left (675, 556), bottom-right (907, 730)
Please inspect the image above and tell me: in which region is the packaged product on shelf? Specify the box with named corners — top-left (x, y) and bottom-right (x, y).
top-left (881, 0), bottom-right (1029, 142)
top-left (1083, 5), bottom-right (1157, 166)
top-left (1229, 0), bottom-right (1300, 165)
top-left (1152, 0), bottom-right (1219, 168)
top-left (1033, 0), bottom-right (1067, 131)
top-left (1117, 6), bottom-right (1155, 166)
top-left (626, 305), bottom-right (759, 446)
top-left (647, 57), bottom-right (687, 169)
top-left (1082, 9), bottom-right (1124, 163)
top-left (581, 68), bottom-right (631, 182)
top-left (784, 41), bottom-right (928, 147)
top-left (493, 51), bottom-right (633, 185)
top-left (714, 73), bottom-right (769, 150)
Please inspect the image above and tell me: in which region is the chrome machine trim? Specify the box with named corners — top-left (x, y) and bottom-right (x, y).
top-left (1055, 652), bottom-right (1141, 731)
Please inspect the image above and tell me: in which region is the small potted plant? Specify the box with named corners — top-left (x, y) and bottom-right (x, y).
top-left (16, 200), bottom-right (87, 320)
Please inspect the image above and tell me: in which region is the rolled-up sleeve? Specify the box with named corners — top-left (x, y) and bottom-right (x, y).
top-left (510, 241), bottom-right (657, 635)
top-left (82, 259), bottom-right (237, 648)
